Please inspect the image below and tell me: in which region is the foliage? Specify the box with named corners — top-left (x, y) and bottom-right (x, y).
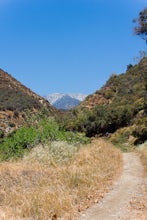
top-left (68, 104), bottom-right (134, 137)
top-left (0, 129), bottom-right (4, 139)
top-left (134, 7), bottom-right (147, 42)
top-left (109, 112), bottom-right (147, 150)
top-left (126, 64), bottom-right (133, 71)
top-left (0, 118), bottom-right (89, 161)
top-left (132, 116), bottom-right (147, 145)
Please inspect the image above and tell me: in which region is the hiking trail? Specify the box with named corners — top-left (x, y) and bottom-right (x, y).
top-left (79, 152), bottom-right (147, 220)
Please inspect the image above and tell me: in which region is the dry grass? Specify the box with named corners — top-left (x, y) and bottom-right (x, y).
top-left (128, 142), bottom-right (147, 219)
top-left (138, 142), bottom-right (147, 173)
top-left (0, 139), bottom-right (122, 220)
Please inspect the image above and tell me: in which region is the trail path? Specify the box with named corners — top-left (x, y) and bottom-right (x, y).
top-left (79, 153), bottom-right (147, 220)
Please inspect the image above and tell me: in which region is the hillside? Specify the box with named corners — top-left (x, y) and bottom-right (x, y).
top-left (81, 58), bottom-right (147, 109)
top-left (0, 69), bottom-right (57, 136)
top-left (66, 58), bottom-right (147, 144)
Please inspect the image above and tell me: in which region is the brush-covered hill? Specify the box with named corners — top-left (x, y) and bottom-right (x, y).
top-left (81, 58), bottom-right (147, 110)
top-left (0, 69), bottom-right (57, 136)
top-left (66, 58), bottom-right (147, 145)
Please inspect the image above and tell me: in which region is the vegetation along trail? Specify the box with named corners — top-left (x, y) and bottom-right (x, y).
top-left (79, 152), bottom-right (147, 220)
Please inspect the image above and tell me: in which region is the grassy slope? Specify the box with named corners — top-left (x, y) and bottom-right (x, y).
top-left (0, 139), bottom-right (122, 220)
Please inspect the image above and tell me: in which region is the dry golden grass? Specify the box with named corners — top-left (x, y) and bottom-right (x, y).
top-left (138, 142), bottom-right (147, 211)
top-left (0, 139), bottom-right (122, 220)
top-left (129, 142), bottom-right (147, 219)
top-left (139, 142), bottom-right (147, 173)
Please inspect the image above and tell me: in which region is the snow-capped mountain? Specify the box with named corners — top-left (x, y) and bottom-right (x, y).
top-left (46, 93), bottom-right (87, 110)
top-left (69, 94), bottom-right (87, 102)
top-left (53, 95), bottom-right (80, 110)
top-left (46, 93), bottom-right (64, 105)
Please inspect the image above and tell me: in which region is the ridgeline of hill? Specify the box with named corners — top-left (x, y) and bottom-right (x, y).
top-left (64, 57), bottom-right (147, 146)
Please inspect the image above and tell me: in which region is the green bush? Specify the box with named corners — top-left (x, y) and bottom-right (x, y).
top-left (0, 119), bottom-right (89, 161)
top-left (0, 129), bottom-right (4, 138)
top-left (0, 127), bottom-right (39, 160)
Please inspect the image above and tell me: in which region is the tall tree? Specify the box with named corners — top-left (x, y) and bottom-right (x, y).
top-left (134, 7), bottom-right (147, 43)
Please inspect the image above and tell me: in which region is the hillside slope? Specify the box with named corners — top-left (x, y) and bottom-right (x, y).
top-left (66, 58), bottom-right (147, 144)
top-left (81, 58), bottom-right (147, 109)
top-left (0, 69), bottom-right (57, 136)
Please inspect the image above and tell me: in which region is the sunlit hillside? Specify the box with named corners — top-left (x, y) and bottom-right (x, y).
top-left (0, 69), bottom-right (58, 137)
top-left (65, 57), bottom-right (147, 145)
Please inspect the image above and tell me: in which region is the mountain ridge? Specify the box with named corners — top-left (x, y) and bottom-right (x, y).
top-left (53, 95), bottom-right (80, 110)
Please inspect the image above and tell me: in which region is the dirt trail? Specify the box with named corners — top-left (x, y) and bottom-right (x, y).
top-left (79, 153), bottom-right (147, 220)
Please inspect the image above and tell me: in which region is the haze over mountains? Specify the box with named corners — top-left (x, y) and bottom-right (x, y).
top-left (46, 93), bottom-right (87, 110)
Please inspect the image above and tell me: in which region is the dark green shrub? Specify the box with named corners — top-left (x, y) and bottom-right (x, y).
top-left (0, 130), bottom-right (4, 139)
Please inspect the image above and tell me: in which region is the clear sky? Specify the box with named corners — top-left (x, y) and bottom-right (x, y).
top-left (0, 0), bottom-right (146, 96)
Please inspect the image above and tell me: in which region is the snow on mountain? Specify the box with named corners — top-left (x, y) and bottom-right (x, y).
top-left (46, 93), bottom-right (87, 104)
top-left (69, 94), bottom-right (87, 102)
top-left (46, 93), bottom-right (64, 105)
top-left (46, 93), bottom-right (87, 110)
top-left (53, 95), bottom-right (80, 110)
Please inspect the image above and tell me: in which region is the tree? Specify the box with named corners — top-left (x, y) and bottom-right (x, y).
top-left (134, 7), bottom-right (147, 43)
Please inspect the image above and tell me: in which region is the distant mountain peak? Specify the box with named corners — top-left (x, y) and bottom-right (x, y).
top-left (46, 93), bottom-right (87, 110)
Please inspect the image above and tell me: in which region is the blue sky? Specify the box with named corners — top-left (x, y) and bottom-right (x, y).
top-left (0, 0), bottom-right (146, 96)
